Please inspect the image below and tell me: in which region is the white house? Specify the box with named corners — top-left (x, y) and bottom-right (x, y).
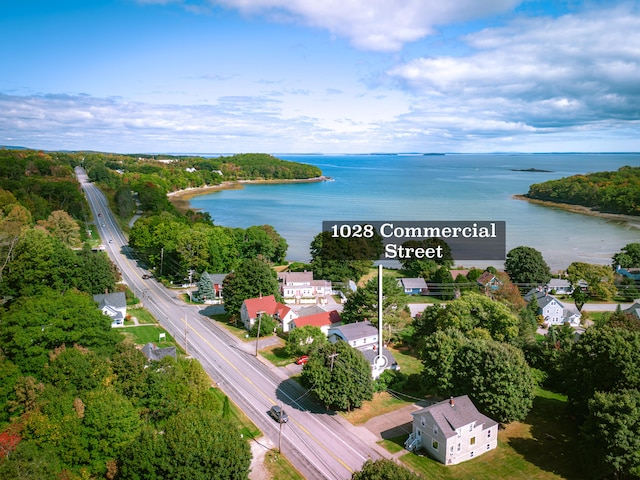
top-left (405, 395), bottom-right (498, 465)
top-left (546, 279), bottom-right (573, 295)
top-left (277, 271), bottom-right (332, 304)
top-left (240, 295), bottom-right (297, 332)
top-left (524, 289), bottom-right (581, 326)
top-left (327, 321), bottom-right (398, 379)
top-left (93, 292), bottom-right (127, 327)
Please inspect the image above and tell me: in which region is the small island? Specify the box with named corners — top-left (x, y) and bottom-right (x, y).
top-left (511, 167), bottom-right (553, 172)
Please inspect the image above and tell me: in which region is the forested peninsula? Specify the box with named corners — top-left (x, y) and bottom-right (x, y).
top-left (523, 165), bottom-right (640, 216)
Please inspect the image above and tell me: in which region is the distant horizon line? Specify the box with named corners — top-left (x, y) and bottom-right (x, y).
top-left (2, 145), bottom-right (640, 157)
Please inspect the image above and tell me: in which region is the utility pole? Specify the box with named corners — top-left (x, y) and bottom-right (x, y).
top-left (329, 352), bottom-right (338, 371)
top-left (278, 402), bottom-right (284, 453)
top-left (160, 247), bottom-right (164, 276)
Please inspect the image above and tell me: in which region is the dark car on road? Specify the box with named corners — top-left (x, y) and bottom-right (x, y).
top-left (268, 405), bottom-right (288, 423)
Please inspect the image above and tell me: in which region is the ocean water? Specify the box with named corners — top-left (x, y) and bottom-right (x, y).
top-left (189, 153), bottom-right (640, 271)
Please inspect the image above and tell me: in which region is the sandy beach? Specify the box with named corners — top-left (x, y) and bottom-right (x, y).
top-left (513, 194), bottom-right (640, 229)
top-left (167, 176), bottom-right (330, 213)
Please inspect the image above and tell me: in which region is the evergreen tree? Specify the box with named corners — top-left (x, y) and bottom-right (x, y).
top-left (193, 271), bottom-right (216, 303)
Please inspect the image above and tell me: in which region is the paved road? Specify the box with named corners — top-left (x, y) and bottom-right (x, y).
top-left (77, 167), bottom-right (388, 479)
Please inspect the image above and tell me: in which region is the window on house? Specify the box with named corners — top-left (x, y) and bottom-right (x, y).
top-left (487, 444), bottom-right (491, 450)
top-left (457, 443), bottom-right (460, 452)
top-left (470, 451), bottom-right (474, 458)
top-left (450, 445), bottom-right (454, 452)
top-left (470, 437), bottom-right (476, 446)
top-left (487, 429), bottom-right (491, 438)
top-left (421, 417), bottom-right (425, 427)
top-left (433, 425), bottom-right (438, 436)
top-left (432, 440), bottom-right (439, 450)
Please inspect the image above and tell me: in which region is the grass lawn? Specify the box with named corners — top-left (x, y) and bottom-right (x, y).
top-left (388, 345), bottom-right (423, 376)
top-left (264, 450), bottom-right (306, 480)
top-left (127, 307), bottom-right (157, 325)
top-left (341, 391), bottom-right (412, 426)
top-left (209, 313), bottom-right (254, 342)
top-left (120, 325), bottom-right (180, 350)
top-left (260, 342), bottom-right (294, 367)
top-left (392, 388), bottom-right (581, 480)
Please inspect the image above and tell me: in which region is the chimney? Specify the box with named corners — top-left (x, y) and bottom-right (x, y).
top-left (450, 396), bottom-right (455, 407)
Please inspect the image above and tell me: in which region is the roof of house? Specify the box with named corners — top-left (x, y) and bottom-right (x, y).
top-left (412, 395), bottom-right (498, 439)
top-left (294, 310), bottom-right (342, 328)
top-left (450, 269), bottom-right (470, 280)
top-left (623, 301), bottom-right (640, 319)
top-left (399, 277), bottom-right (428, 289)
top-left (207, 273), bottom-right (228, 285)
top-left (142, 342), bottom-right (177, 362)
top-left (242, 295), bottom-right (292, 319)
top-left (329, 321), bottom-right (378, 342)
top-left (93, 291), bottom-right (126, 309)
top-left (548, 279), bottom-right (571, 288)
top-left (278, 271), bottom-right (313, 284)
top-left (297, 305), bottom-right (328, 317)
top-left (524, 289), bottom-right (565, 309)
top-left (477, 271), bottom-right (499, 285)
top-left (361, 346), bottom-right (397, 368)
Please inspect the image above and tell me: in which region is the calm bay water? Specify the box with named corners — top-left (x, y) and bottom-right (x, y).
top-left (189, 153), bottom-right (640, 271)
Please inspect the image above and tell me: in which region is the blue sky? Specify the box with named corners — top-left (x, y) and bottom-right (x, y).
top-left (1, 0), bottom-right (639, 153)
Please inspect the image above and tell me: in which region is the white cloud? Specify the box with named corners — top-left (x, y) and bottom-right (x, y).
top-left (388, 6), bottom-right (640, 133)
top-left (139, 0), bottom-right (521, 51)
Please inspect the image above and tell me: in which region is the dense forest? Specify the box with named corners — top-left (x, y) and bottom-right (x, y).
top-left (526, 165), bottom-right (640, 216)
top-left (0, 148), bottom-right (321, 478)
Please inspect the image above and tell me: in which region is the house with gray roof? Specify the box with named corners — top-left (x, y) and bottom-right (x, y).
top-left (524, 289), bottom-right (581, 326)
top-left (398, 277), bottom-right (428, 295)
top-left (142, 342), bottom-right (177, 362)
top-left (405, 395), bottom-right (498, 465)
top-left (327, 322), bottom-right (398, 379)
top-left (546, 278), bottom-right (573, 295)
top-left (93, 292), bottom-right (127, 327)
top-left (623, 300), bottom-right (640, 320)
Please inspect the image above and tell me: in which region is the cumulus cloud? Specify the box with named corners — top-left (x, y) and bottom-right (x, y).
top-left (0, 93), bottom-right (326, 152)
top-left (388, 6), bottom-right (640, 130)
top-left (139, 0), bottom-right (521, 51)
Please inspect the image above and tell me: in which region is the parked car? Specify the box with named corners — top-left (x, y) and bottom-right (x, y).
top-left (268, 405), bottom-right (288, 423)
top-left (142, 274), bottom-right (151, 279)
top-left (295, 355), bottom-right (309, 365)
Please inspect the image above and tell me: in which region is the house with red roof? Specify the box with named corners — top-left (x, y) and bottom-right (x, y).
top-left (291, 309), bottom-right (342, 335)
top-left (240, 295), bottom-right (297, 332)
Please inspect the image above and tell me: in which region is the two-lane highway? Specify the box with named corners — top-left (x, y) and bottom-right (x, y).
top-left (76, 167), bottom-right (389, 479)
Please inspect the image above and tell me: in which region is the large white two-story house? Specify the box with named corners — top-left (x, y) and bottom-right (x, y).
top-left (405, 395), bottom-right (498, 465)
top-left (277, 271), bottom-right (332, 304)
top-left (524, 289), bottom-right (581, 326)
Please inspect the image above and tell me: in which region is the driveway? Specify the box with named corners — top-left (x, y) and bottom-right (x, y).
top-left (362, 401), bottom-right (431, 442)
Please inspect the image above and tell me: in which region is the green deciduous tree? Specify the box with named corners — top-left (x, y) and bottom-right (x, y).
top-left (420, 332), bottom-right (535, 423)
top-left (301, 340), bottom-right (373, 411)
top-left (613, 242), bottom-right (640, 269)
top-left (120, 408), bottom-right (250, 480)
top-left (567, 262), bottom-right (617, 301)
top-left (351, 459), bottom-right (423, 480)
top-left (0, 289), bottom-right (121, 374)
top-left (417, 292), bottom-right (521, 343)
top-left (581, 389), bottom-right (640, 478)
top-left (286, 325), bottom-right (327, 356)
top-left (562, 325), bottom-right (640, 417)
top-left (221, 257), bottom-right (280, 318)
top-left (341, 274), bottom-right (407, 325)
top-left (504, 246), bottom-right (551, 285)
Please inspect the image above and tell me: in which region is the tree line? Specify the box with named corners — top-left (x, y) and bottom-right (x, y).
top-left (526, 165), bottom-right (640, 216)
